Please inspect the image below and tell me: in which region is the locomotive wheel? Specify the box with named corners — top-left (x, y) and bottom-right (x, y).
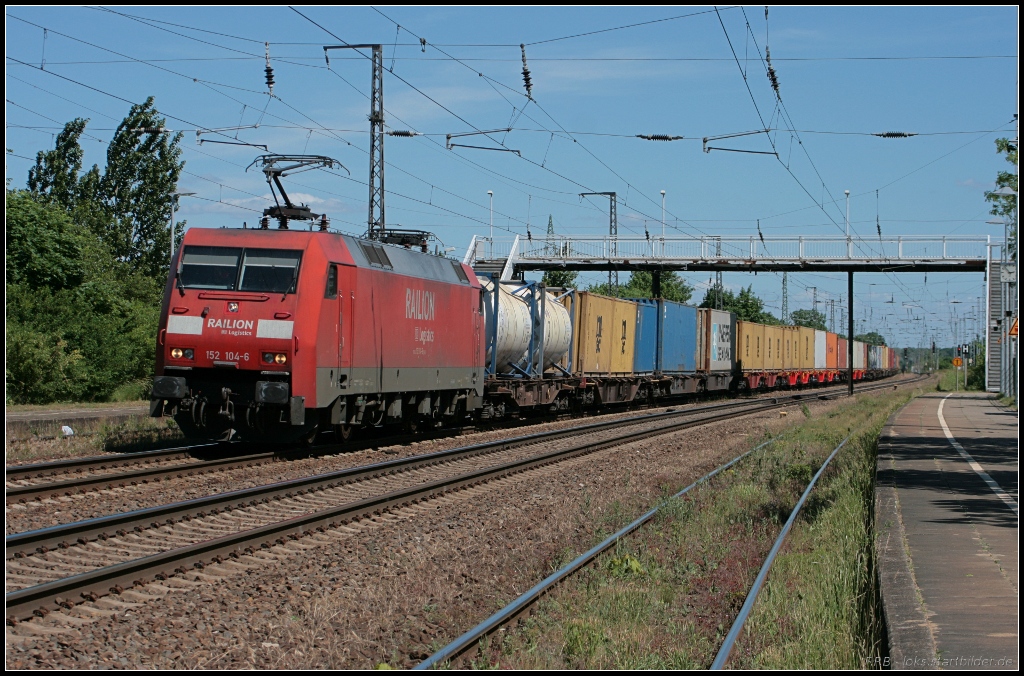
top-left (334, 423), bottom-right (354, 442)
top-left (301, 424), bottom-right (319, 447)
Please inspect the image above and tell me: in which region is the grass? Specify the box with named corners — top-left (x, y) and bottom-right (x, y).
top-left (5, 415), bottom-right (185, 464)
top-left (5, 399), bottom-right (148, 413)
top-left (728, 394), bottom-right (914, 668)
top-left (479, 383), bottom-right (924, 669)
top-left (998, 395), bottom-right (1017, 410)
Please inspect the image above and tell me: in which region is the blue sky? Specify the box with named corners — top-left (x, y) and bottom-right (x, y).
top-left (5, 6), bottom-right (1018, 348)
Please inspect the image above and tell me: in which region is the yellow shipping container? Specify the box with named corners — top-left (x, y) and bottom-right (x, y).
top-left (764, 324), bottom-right (784, 371)
top-left (782, 326), bottom-right (799, 370)
top-left (736, 321), bottom-right (765, 371)
top-left (796, 327), bottom-right (816, 369)
top-left (568, 292), bottom-right (637, 375)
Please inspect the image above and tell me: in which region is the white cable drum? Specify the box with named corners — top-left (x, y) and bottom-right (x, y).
top-left (479, 278), bottom-right (530, 373)
top-left (508, 285), bottom-right (572, 372)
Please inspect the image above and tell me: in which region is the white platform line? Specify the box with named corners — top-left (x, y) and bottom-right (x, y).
top-left (937, 394), bottom-right (1018, 516)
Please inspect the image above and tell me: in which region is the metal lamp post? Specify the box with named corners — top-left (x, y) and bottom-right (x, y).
top-left (660, 189), bottom-right (666, 255)
top-left (487, 190), bottom-right (493, 259)
top-left (170, 192), bottom-right (196, 263)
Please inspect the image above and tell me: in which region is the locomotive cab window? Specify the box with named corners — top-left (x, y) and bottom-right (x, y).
top-left (325, 264), bottom-right (338, 299)
top-left (179, 246), bottom-right (242, 290)
top-left (178, 246), bottom-right (302, 293)
top-left (239, 249), bottom-right (302, 294)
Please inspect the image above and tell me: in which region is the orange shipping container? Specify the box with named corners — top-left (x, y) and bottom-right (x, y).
top-left (826, 332), bottom-right (838, 369)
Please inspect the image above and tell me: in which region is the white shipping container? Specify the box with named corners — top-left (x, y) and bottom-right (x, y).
top-left (853, 341), bottom-right (866, 369)
top-left (814, 330), bottom-right (828, 370)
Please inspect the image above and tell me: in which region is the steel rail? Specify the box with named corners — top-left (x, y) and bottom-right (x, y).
top-left (5, 376), bottom-right (898, 503)
top-left (6, 377), bottom-right (922, 623)
top-left (414, 377), bottom-right (925, 668)
top-left (5, 426), bottom-right (466, 504)
top-left (414, 438), bottom-right (780, 670)
top-left (5, 396), bottom-right (778, 558)
top-left (6, 451), bottom-right (274, 503)
top-left (5, 397), bottom-right (795, 621)
top-left (5, 444), bottom-right (216, 480)
top-left (710, 434), bottom-right (852, 669)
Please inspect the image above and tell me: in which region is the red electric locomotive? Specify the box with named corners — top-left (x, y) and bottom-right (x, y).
top-left (151, 226), bottom-right (484, 442)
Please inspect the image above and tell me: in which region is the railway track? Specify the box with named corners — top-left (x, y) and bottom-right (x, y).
top-left (5, 428), bottom-right (466, 505)
top-left (5, 377), bottom-right (918, 624)
top-left (414, 376), bottom-right (927, 668)
top-left (4, 378), bottom-right (895, 505)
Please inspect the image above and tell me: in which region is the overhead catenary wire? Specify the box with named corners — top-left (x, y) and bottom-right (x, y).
top-left (8, 9), bottom-right (996, 340)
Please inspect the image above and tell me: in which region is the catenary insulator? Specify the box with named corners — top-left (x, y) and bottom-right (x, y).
top-left (520, 44), bottom-right (533, 98)
top-left (636, 134), bottom-right (683, 141)
top-left (264, 43), bottom-right (275, 95)
top-left (386, 130), bottom-right (420, 137)
top-left (872, 132), bottom-right (917, 138)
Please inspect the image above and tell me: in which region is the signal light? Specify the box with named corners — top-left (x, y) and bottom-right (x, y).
top-left (171, 348), bottom-right (182, 359)
top-left (275, 353), bottom-right (287, 365)
top-left (170, 348), bottom-right (194, 360)
top-left (956, 345), bottom-right (962, 356)
top-left (264, 352), bottom-right (287, 365)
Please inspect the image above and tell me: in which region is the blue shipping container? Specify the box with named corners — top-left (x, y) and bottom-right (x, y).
top-left (660, 299), bottom-right (698, 373)
top-left (633, 299), bottom-right (659, 373)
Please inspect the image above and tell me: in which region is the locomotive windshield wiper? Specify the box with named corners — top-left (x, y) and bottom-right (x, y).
top-left (174, 268), bottom-right (185, 297)
top-left (283, 264), bottom-right (299, 300)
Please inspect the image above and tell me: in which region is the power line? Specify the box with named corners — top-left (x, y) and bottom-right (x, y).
top-left (526, 7), bottom-right (736, 46)
top-left (365, 6), bottom-right (724, 243)
top-left (31, 54), bottom-right (1018, 65)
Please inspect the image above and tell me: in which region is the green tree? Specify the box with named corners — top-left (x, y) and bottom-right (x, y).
top-left (6, 190), bottom-right (162, 404)
top-left (985, 137), bottom-right (1018, 261)
top-left (790, 309), bottom-right (827, 331)
top-left (854, 331), bottom-right (887, 346)
top-left (6, 190), bottom-right (87, 291)
top-left (27, 118), bottom-right (89, 211)
top-left (588, 270), bottom-right (693, 304)
top-left (699, 284), bottom-right (780, 323)
top-left (23, 100), bottom-right (185, 283)
top-left (100, 97), bottom-right (185, 279)
top-left (542, 269), bottom-right (579, 288)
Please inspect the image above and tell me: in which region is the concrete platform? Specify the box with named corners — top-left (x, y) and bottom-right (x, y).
top-left (876, 392), bottom-right (1018, 670)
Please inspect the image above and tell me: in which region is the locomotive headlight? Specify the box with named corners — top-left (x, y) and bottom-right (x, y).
top-left (171, 348), bottom-right (183, 359)
top-left (184, 349), bottom-right (194, 360)
top-left (263, 352), bottom-right (274, 364)
top-left (274, 353), bottom-right (288, 365)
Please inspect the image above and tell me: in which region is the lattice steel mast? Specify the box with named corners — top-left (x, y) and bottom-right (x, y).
top-left (325, 44), bottom-right (385, 240)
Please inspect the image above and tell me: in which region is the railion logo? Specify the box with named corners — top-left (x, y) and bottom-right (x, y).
top-left (207, 318), bottom-right (254, 330)
top-left (406, 288), bottom-right (435, 321)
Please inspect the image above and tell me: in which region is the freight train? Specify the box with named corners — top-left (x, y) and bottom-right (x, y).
top-left (150, 227), bottom-right (899, 442)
